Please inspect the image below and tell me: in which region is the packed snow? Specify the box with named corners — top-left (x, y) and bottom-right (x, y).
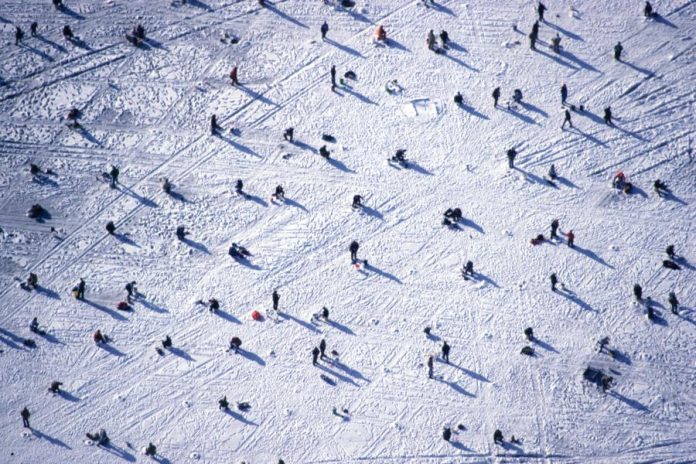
top-left (1, 0), bottom-right (695, 463)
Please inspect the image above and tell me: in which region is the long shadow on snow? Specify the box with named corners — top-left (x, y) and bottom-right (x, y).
top-left (430, 1), bottom-right (456, 16)
top-left (407, 160), bottom-right (433, 176)
top-left (572, 244), bottom-right (614, 269)
top-left (326, 156), bottom-right (355, 173)
top-left (621, 60), bottom-right (654, 77)
top-left (291, 139), bottom-right (315, 153)
top-left (237, 83), bottom-right (279, 108)
top-left (330, 359), bottom-right (370, 382)
top-left (613, 123), bottom-right (648, 142)
top-left (385, 37), bottom-right (410, 53)
top-left (316, 363), bottom-right (358, 386)
top-left (181, 237), bottom-right (210, 254)
top-left (519, 101), bottom-right (548, 118)
top-left (674, 256), bottom-right (695, 271)
top-left (449, 363), bottom-right (490, 383)
top-left (187, 0), bottom-right (213, 12)
top-left (556, 176), bottom-right (579, 189)
top-left (217, 133), bottom-right (261, 158)
top-left (169, 346), bottom-right (195, 362)
top-left (168, 190), bottom-right (189, 203)
top-left (138, 298), bottom-right (169, 313)
top-left (662, 190), bottom-right (688, 206)
top-left (57, 390), bottom-right (81, 402)
top-left (468, 272), bottom-right (500, 288)
top-left (0, 327), bottom-right (28, 351)
top-left (35, 285), bottom-right (60, 300)
top-left (120, 185), bottom-right (157, 208)
top-left (18, 43), bottom-right (54, 62)
top-left (215, 308), bottom-right (241, 324)
top-left (458, 103), bottom-right (488, 120)
top-left (58, 5), bottom-right (86, 20)
top-left (238, 349), bottom-right (265, 366)
top-left (325, 38), bottom-right (364, 58)
top-left (232, 255), bottom-right (263, 271)
top-left (339, 85), bottom-right (378, 105)
top-left (534, 47), bottom-right (580, 71)
top-left (265, 3), bottom-right (308, 29)
top-left (142, 37), bottom-right (168, 51)
top-left (101, 443), bottom-right (136, 462)
top-left (567, 126), bottom-right (607, 148)
top-left (435, 377), bottom-right (475, 397)
top-left (364, 262), bottom-right (402, 284)
top-left (503, 106), bottom-right (537, 125)
top-left (458, 217), bottom-right (484, 234)
top-left (31, 428), bottom-right (71, 449)
top-left (282, 197), bottom-right (309, 212)
top-left (325, 318), bottom-right (355, 335)
top-left (533, 338), bottom-right (559, 353)
top-left (244, 193), bottom-right (268, 207)
top-left (442, 51), bottom-right (480, 73)
top-left (40, 330), bottom-right (65, 346)
top-left (545, 21), bottom-right (584, 41)
top-left (116, 233), bottom-right (141, 248)
top-left (223, 408), bottom-right (257, 426)
top-left (608, 390), bottom-right (650, 412)
top-left (361, 205), bottom-right (383, 220)
top-left (559, 50), bottom-right (600, 73)
top-left (83, 299), bottom-right (129, 321)
top-left (37, 35), bottom-right (68, 53)
top-left (279, 311), bottom-right (321, 333)
top-left (652, 14), bottom-right (678, 29)
top-left (557, 288), bottom-right (595, 312)
top-left (98, 342), bottom-right (126, 357)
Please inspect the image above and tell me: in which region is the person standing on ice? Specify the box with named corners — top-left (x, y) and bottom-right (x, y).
top-left (21, 407), bottom-right (31, 428)
top-left (550, 219), bottom-right (559, 240)
top-left (229, 66), bottom-right (238, 85)
top-left (319, 339), bottom-right (327, 359)
top-left (603, 107), bottom-right (613, 126)
top-left (330, 65), bottom-right (337, 91)
top-left (668, 292), bottom-right (679, 314)
top-left (427, 355), bottom-right (434, 379)
top-left (349, 241), bottom-right (359, 263)
top-left (492, 87), bottom-right (501, 107)
top-left (105, 221), bottom-right (116, 235)
top-left (564, 230), bottom-right (575, 248)
top-left (145, 443), bottom-right (157, 457)
top-left (442, 426), bottom-right (452, 441)
top-left (272, 290), bottom-right (280, 311)
top-left (665, 245), bottom-right (676, 259)
top-left (15, 26), bottom-right (25, 45)
top-left (109, 165), bottom-right (120, 188)
top-left (548, 164), bottom-right (557, 180)
top-left (633, 284), bottom-right (643, 301)
top-left (537, 2), bottom-right (547, 21)
top-left (441, 341), bottom-right (450, 363)
top-left (561, 109), bottom-right (573, 130)
top-left (644, 2), bottom-right (654, 18)
top-left (312, 346), bottom-right (320, 365)
top-left (76, 278), bottom-right (85, 300)
top-left (614, 42), bottom-right (623, 61)
top-left (352, 195), bottom-right (363, 209)
top-left (218, 396), bottom-right (229, 410)
top-left (506, 148), bottom-right (517, 169)
top-left (426, 30), bottom-right (436, 51)
top-left (30, 22), bottom-right (38, 37)
top-left (283, 127), bottom-right (294, 142)
top-left (210, 114), bottom-right (219, 135)
top-left (560, 83), bottom-right (568, 106)
top-left (320, 21), bottom-right (329, 41)
top-left (550, 273), bottom-right (558, 292)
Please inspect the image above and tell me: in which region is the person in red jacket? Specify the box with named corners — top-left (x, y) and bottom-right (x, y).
top-left (565, 230), bottom-right (575, 248)
top-left (229, 66), bottom-right (238, 85)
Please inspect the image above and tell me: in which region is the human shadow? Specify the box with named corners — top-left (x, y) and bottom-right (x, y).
top-left (326, 157), bottom-right (355, 173)
top-left (572, 244), bottom-right (614, 268)
top-left (101, 443), bottom-right (136, 462)
top-left (652, 14), bottom-right (678, 29)
top-left (32, 174), bottom-right (59, 188)
top-left (469, 272), bottom-right (500, 288)
top-left (613, 123), bottom-right (648, 142)
top-left (503, 106), bottom-right (537, 125)
top-left (674, 256), bottom-right (695, 271)
top-left (447, 41), bottom-right (467, 53)
top-left (31, 428), bottom-right (71, 449)
top-left (341, 85), bottom-right (377, 105)
top-left (216, 309), bottom-right (241, 324)
top-left (244, 193), bottom-right (268, 207)
top-left (628, 184), bottom-right (649, 199)
top-left (557, 288), bottom-right (595, 311)
top-left (19, 43), bottom-right (54, 62)
top-left (83, 299), bottom-right (129, 321)
top-left (99, 342), bottom-right (126, 357)
top-left (459, 217), bottom-right (484, 234)
top-left (450, 364), bottom-right (490, 383)
top-left (152, 456), bottom-right (172, 464)
top-left (237, 83), bottom-right (279, 108)
top-left (120, 185), bottom-right (157, 208)
top-left (577, 109), bottom-right (605, 125)
top-left (442, 52), bottom-right (479, 72)
top-left (142, 37), bottom-right (168, 51)
top-left (532, 338), bottom-right (559, 353)
top-left (386, 37), bottom-right (411, 52)
top-left (238, 348), bottom-right (265, 366)
top-left (35, 285), bottom-right (60, 300)
top-left (217, 133), bottom-right (261, 158)
top-left (361, 205), bottom-right (384, 220)
top-left (435, 377), bottom-right (475, 397)
top-left (325, 38), bottom-right (364, 58)
top-left (621, 60), bottom-right (654, 77)
top-left (459, 103), bottom-right (489, 120)
top-left (223, 407), bottom-right (258, 426)
top-left (519, 101), bottom-right (548, 118)
top-left (326, 319), bottom-right (355, 335)
top-left (450, 441), bottom-right (472, 451)
top-left (569, 126), bottom-right (607, 147)
top-left (266, 3), bottom-right (308, 29)
top-left (187, 0), bottom-right (213, 11)
top-left (168, 190), bottom-right (189, 203)
top-left (115, 233), bottom-right (141, 248)
top-left (292, 139), bottom-right (316, 153)
top-left (0, 327), bottom-right (26, 350)
top-left (407, 160), bottom-right (433, 176)
top-left (40, 331), bottom-right (65, 345)
top-left (608, 390), bottom-right (649, 412)
top-left (181, 237), bottom-right (211, 254)
top-left (70, 37), bottom-right (93, 52)
top-left (60, 5), bottom-right (86, 20)
top-left (279, 311), bottom-right (321, 333)
top-left (283, 197), bottom-right (309, 212)
top-left (430, 1), bottom-right (456, 16)
top-left (609, 349), bottom-right (631, 365)
top-left (138, 298), bottom-right (168, 313)
top-left (75, 125), bottom-right (102, 146)
top-left (545, 21), bottom-right (584, 41)
top-left (534, 47), bottom-right (579, 71)
top-left (232, 255), bottom-right (263, 271)
top-left (37, 35), bottom-right (68, 53)
top-left (57, 390), bottom-right (81, 402)
top-left (316, 363), bottom-right (358, 386)
top-left (364, 262), bottom-right (402, 284)
top-left (169, 346), bottom-right (195, 362)
top-left (555, 175), bottom-right (578, 189)
top-left (662, 190), bottom-right (688, 206)
top-left (330, 359), bottom-right (369, 382)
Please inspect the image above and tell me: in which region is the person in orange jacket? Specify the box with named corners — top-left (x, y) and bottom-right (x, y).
top-left (375, 25), bottom-right (386, 41)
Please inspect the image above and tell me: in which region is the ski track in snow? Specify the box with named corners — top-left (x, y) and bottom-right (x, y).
top-left (1, 0), bottom-right (695, 463)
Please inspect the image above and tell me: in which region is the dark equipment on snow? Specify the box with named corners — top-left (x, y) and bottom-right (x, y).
top-left (26, 204), bottom-right (45, 219)
top-left (524, 327), bottom-right (534, 341)
top-left (494, 429), bottom-right (504, 444)
top-left (176, 225), bottom-right (188, 240)
top-left (283, 127), bottom-right (294, 142)
top-left (442, 427), bottom-right (452, 441)
top-left (583, 367), bottom-right (614, 392)
top-left (162, 335), bottom-right (172, 349)
top-left (653, 179), bottom-right (670, 197)
top-left (349, 241), bottom-right (359, 262)
top-left (105, 221), bottom-right (116, 235)
top-left (352, 195), bottom-right (363, 208)
top-left (49, 381), bottom-right (63, 393)
top-left (145, 443), bottom-right (157, 456)
top-left (453, 92), bottom-right (463, 105)
top-left (219, 396), bottom-right (229, 410)
top-left (663, 260), bottom-right (681, 270)
top-left (319, 145), bottom-right (331, 158)
top-left (230, 337), bottom-right (242, 353)
top-left (512, 89), bottom-right (523, 103)
top-left (521, 346), bottom-right (535, 356)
